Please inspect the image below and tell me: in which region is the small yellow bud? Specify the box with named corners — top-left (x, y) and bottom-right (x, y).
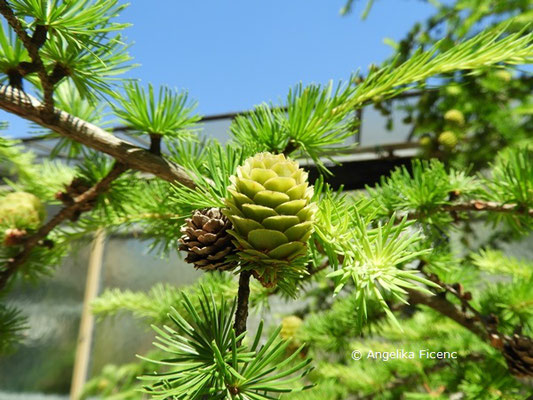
top-left (494, 70), bottom-right (512, 82)
top-left (444, 109), bottom-right (465, 126)
top-left (0, 192), bottom-right (45, 230)
top-left (438, 131), bottom-right (458, 148)
top-left (445, 84), bottom-right (462, 96)
top-left (419, 136), bottom-right (432, 148)
top-left (97, 378), bottom-right (111, 391)
top-left (281, 316), bottom-right (303, 340)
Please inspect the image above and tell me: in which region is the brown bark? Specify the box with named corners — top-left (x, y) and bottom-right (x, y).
top-left (234, 270), bottom-right (252, 341)
top-left (406, 288), bottom-right (487, 340)
top-left (441, 200), bottom-right (533, 217)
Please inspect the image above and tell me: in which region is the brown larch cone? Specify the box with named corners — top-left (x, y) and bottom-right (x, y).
top-left (178, 208), bottom-right (235, 271)
top-left (503, 333), bottom-right (533, 384)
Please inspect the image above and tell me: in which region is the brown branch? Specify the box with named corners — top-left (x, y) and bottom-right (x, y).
top-left (309, 260), bottom-right (330, 276)
top-left (17, 60), bottom-right (40, 75)
top-left (30, 24), bottom-right (48, 50)
top-left (406, 285), bottom-right (532, 380)
top-left (6, 68), bottom-right (23, 89)
top-left (48, 63), bottom-right (69, 86)
top-left (441, 200), bottom-right (533, 217)
top-left (149, 133), bottom-right (162, 156)
top-left (0, 85), bottom-right (196, 187)
top-left (0, 1), bottom-right (39, 60)
top-left (423, 270), bottom-right (483, 323)
top-left (307, 255), bottom-right (530, 380)
top-left (282, 140), bottom-right (299, 156)
top-left (0, 1), bottom-right (54, 111)
top-left (5, 62), bottom-right (40, 90)
top-left (406, 200), bottom-right (533, 221)
top-left (0, 163), bottom-right (127, 290)
top-left (406, 288), bottom-right (487, 340)
top-left (234, 270), bottom-right (252, 341)
top-left (415, 269), bottom-right (531, 372)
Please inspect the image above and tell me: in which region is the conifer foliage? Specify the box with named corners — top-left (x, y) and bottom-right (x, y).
top-left (0, 0), bottom-right (532, 399)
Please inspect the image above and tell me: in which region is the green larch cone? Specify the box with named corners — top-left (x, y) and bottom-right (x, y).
top-left (0, 192), bottom-right (46, 230)
top-left (224, 152), bottom-right (316, 287)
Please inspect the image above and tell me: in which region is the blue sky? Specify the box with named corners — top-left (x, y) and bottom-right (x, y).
top-left (117, 0), bottom-right (438, 114)
top-left (2, 0), bottom-right (442, 140)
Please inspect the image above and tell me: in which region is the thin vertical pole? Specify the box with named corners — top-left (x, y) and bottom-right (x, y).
top-left (354, 107), bottom-right (363, 144)
top-left (70, 228), bottom-right (106, 400)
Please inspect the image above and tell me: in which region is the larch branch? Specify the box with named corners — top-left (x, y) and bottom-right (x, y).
top-left (0, 85), bottom-right (196, 187)
top-left (406, 288), bottom-right (487, 340)
top-left (0, 163), bottom-right (127, 290)
top-left (0, 163), bottom-right (127, 291)
top-left (441, 200), bottom-right (533, 217)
